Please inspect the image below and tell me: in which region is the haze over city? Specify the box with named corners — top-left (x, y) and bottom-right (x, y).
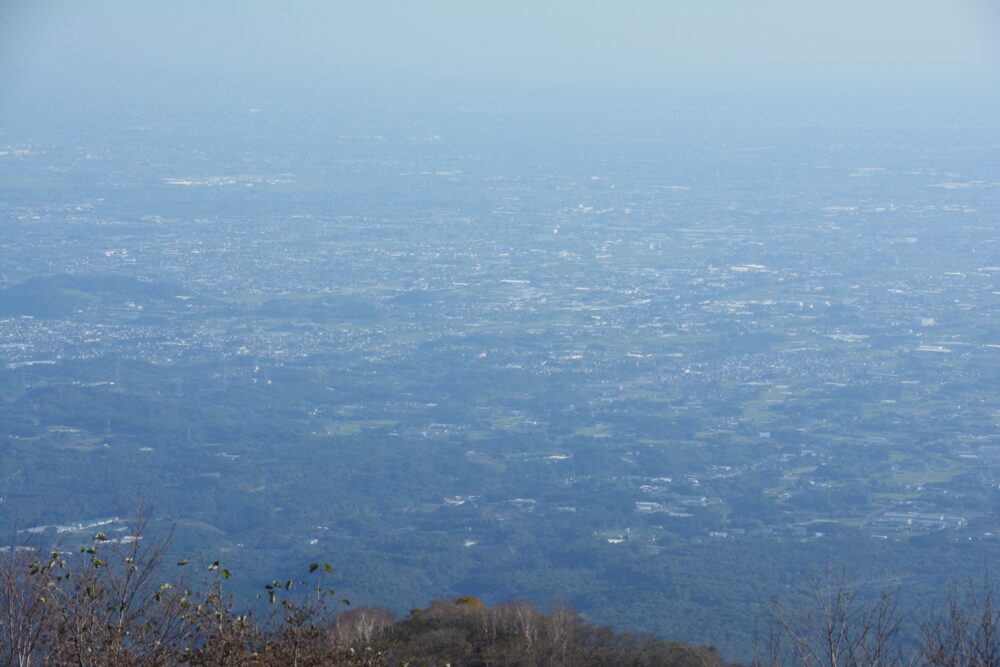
top-left (1, 2), bottom-right (999, 664)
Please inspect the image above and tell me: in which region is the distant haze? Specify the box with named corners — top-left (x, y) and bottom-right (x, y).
top-left (2, 1), bottom-right (999, 99)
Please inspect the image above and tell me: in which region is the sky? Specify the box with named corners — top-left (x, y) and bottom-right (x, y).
top-left (1, 1), bottom-right (999, 101)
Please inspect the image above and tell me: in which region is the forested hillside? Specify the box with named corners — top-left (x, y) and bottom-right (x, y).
top-left (2, 518), bottom-right (998, 666)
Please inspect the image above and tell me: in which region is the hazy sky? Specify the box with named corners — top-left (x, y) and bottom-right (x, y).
top-left (2, 1), bottom-right (999, 98)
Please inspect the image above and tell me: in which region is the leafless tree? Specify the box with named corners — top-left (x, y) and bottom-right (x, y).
top-left (0, 540), bottom-right (52, 667)
top-left (920, 574), bottom-right (1000, 667)
top-left (331, 606), bottom-right (394, 649)
top-left (542, 599), bottom-right (581, 665)
top-left (768, 570), bottom-right (905, 667)
top-left (41, 509), bottom-right (197, 667)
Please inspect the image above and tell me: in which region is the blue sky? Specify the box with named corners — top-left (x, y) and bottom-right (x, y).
top-left (2, 1), bottom-right (998, 98)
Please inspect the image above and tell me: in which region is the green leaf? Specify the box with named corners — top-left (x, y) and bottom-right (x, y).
top-left (91, 558), bottom-right (105, 568)
top-left (221, 568), bottom-right (231, 580)
top-left (324, 563), bottom-right (332, 574)
top-left (309, 562), bottom-right (319, 573)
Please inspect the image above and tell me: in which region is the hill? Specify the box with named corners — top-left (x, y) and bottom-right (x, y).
top-left (2, 521), bottom-right (998, 666)
top-left (0, 274), bottom-right (192, 318)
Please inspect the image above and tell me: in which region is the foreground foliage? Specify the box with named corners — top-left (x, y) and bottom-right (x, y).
top-left (1, 518), bottom-right (997, 666)
top-left (0, 516), bottom-right (728, 666)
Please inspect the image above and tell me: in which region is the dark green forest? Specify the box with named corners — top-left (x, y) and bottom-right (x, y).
top-left (3, 518), bottom-right (999, 666)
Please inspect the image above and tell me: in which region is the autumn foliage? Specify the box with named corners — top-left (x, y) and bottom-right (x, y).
top-left (2, 516), bottom-right (998, 666)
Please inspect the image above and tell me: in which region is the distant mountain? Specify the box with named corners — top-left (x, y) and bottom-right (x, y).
top-left (0, 274), bottom-right (192, 318)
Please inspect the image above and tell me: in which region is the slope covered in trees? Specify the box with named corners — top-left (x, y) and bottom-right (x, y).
top-left (2, 517), bottom-right (998, 666)
top-left (0, 519), bottom-right (725, 666)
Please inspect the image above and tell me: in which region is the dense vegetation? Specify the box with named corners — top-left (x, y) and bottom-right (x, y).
top-left (0, 517), bottom-right (728, 667)
top-left (2, 517), bottom-right (998, 666)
